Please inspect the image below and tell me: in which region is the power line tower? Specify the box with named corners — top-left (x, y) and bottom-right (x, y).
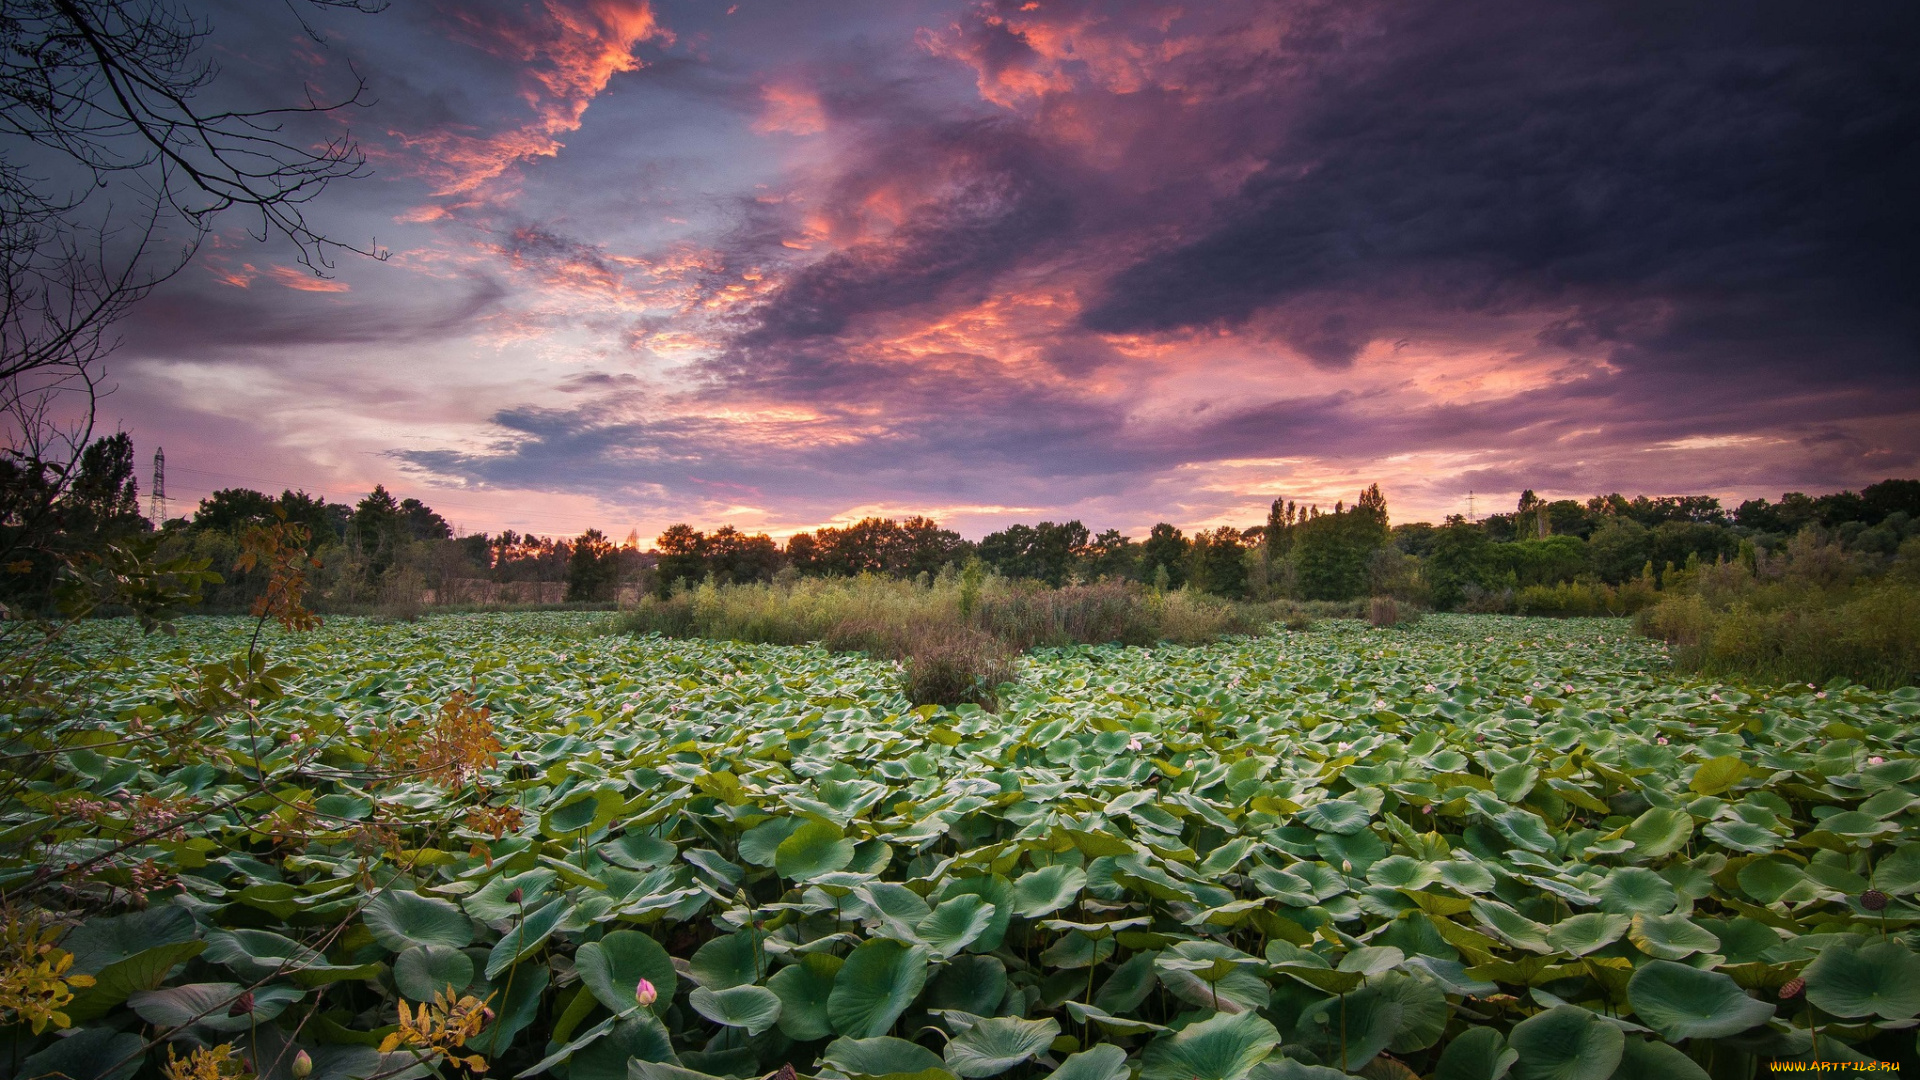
top-left (1467, 489), bottom-right (1475, 522)
top-left (149, 448), bottom-right (166, 525)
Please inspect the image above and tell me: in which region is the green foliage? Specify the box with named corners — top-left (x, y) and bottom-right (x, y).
top-left (11, 610), bottom-right (1920, 1080)
top-left (1638, 535), bottom-right (1920, 688)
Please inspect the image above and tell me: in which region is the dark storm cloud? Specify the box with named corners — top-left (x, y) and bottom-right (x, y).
top-left (123, 270), bottom-right (508, 357)
top-left (1081, 0), bottom-right (1920, 373)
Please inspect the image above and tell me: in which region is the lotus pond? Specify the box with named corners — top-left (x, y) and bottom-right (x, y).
top-left (8, 612), bottom-right (1920, 1080)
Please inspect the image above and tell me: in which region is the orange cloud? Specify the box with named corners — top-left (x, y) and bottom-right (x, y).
top-left (268, 265), bottom-right (351, 292)
top-left (397, 0), bottom-right (671, 197)
top-left (752, 83), bottom-right (827, 136)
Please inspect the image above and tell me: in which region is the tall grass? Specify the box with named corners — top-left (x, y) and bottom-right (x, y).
top-left (1636, 534), bottom-right (1920, 689)
top-left (618, 574), bottom-right (1293, 707)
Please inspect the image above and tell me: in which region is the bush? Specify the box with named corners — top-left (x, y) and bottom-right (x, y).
top-left (1636, 534), bottom-right (1920, 688)
top-left (1368, 596), bottom-right (1422, 627)
top-left (615, 575), bottom-right (1289, 707)
top-left (901, 628), bottom-right (1015, 709)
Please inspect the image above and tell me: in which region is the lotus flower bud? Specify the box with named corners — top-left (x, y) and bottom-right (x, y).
top-left (1778, 977), bottom-right (1805, 999)
top-left (506, 887), bottom-right (524, 904)
top-left (635, 978), bottom-right (658, 1008)
top-left (292, 1051), bottom-right (313, 1079)
top-left (1862, 889), bottom-right (1889, 911)
top-left (229, 991), bottom-right (256, 1017)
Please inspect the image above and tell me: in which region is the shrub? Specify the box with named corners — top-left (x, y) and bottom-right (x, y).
top-left (1636, 535), bottom-right (1920, 688)
top-left (1368, 596), bottom-right (1422, 627)
top-left (615, 575), bottom-right (1291, 707)
top-left (900, 628), bottom-right (1015, 709)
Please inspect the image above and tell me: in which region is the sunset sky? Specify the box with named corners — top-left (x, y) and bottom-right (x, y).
top-left (111, 0), bottom-right (1920, 541)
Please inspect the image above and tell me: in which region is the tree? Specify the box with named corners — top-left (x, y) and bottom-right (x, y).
top-left (655, 524), bottom-right (706, 594)
top-left (1140, 523), bottom-right (1188, 589)
top-left (192, 488), bottom-right (278, 534)
top-left (352, 485), bottom-right (403, 574)
top-left (566, 529), bottom-right (618, 601)
top-left (1293, 489), bottom-right (1390, 601)
top-left (1, 0), bottom-right (384, 569)
top-left (399, 498), bottom-right (451, 541)
top-left (1189, 525), bottom-right (1247, 597)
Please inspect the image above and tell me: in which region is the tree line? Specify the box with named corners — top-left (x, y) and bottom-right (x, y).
top-left (8, 432), bottom-right (1917, 616)
top-left (649, 479), bottom-right (1920, 614)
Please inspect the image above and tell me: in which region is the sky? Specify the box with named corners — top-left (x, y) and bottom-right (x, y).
top-left (106, 0), bottom-right (1920, 541)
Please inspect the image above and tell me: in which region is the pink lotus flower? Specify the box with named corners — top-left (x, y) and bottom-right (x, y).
top-left (1870, 756), bottom-right (1885, 765)
top-left (1127, 738), bottom-right (1142, 751)
top-left (636, 978), bottom-right (658, 1008)
top-left (292, 1051), bottom-right (313, 1080)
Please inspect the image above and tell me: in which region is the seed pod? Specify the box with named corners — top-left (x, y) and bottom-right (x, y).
top-left (229, 990), bottom-right (256, 1017)
top-left (1862, 889), bottom-right (1890, 911)
top-left (1779, 977), bottom-right (1805, 1000)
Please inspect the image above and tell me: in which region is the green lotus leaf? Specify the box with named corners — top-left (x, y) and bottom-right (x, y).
top-left (1367, 856), bottom-right (1439, 890)
top-left (769, 952), bottom-right (844, 1039)
top-left (1011, 864), bottom-right (1087, 918)
top-left (1064, 1001), bottom-right (1169, 1036)
top-left (1471, 900), bottom-right (1552, 953)
top-left (575, 1015), bottom-right (675, 1080)
top-left (129, 982), bottom-right (305, 1034)
top-left (1688, 756), bottom-right (1751, 796)
top-left (1702, 820), bottom-right (1783, 854)
top-left (1433, 1027), bottom-right (1517, 1080)
top-left (1437, 860), bottom-right (1497, 894)
top-left (1546, 913), bottom-right (1631, 956)
top-left (394, 944), bottom-right (476, 1002)
top-left (737, 816), bottom-right (804, 866)
top-left (1609, 1036), bottom-right (1710, 1080)
top-left (1095, 950), bottom-right (1159, 1013)
top-left (1298, 800), bottom-right (1371, 835)
top-left (63, 905), bottom-right (197, 974)
top-left (1627, 913), bottom-right (1720, 960)
top-left (824, 1036), bottom-right (948, 1078)
top-left (690, 984), bottom-right (782, 1035)
top-left (203, 929), bottom-right (380, 986)
top-left (1140, 1009), bottom-right (1282, 1080)
top-left (1505, 1005), bottom-right (1624, 1080)
top-left (541, 787), bottom-right (625, 840)
top-left (1873, 844), bottom-right (1920, 894)
top-left (1294, 981), bottom-right (1405, 1071)
top-left (475, 961), bottom-right (550, 1056)
top-left (919, 894), bottom-right (996, 958)
top-left (65, 939), bottom-right (208, 1022)
top-left (828, 938), bottom-right (931, 1037)
top-left (944, 1015), bottom-right (1062, 1077)
top-left (18, 1025), bottom-right (144, 1080)
top-left (1047, 1044), bottom-right (1131, 1080)
top-left (1627, 960), bottom-right (1775, 1040)
top-left (577, 929), bottom-right (678, 1015)
top-left (777, 819), bottom-right (857, 880)
top-left (485, 897), bottom-right (567, 979)
top-left (464, 869), bottom-right (557, 923)
top-left (1156, 940), bottom-right (1271, 1013)
top-left (1491, 810), bottom-right (1556, 854)
top-left (600, 832), bottom-right (679, 871)
top-left (937, 874), bottom-right (1014, 952)
top-left (1597, 868), bottom-right (1679, 916)
top-left (1803, 940), bottom-right (1920, 1020)
top-left (1623, 807), bottom-right (1693, 860)
top-left (688, 930), bottom-right (764, 991)
top-left (1494, 761), bottom-right (1539, 802)
top-left (365, 889), bottom-right (474, 951)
